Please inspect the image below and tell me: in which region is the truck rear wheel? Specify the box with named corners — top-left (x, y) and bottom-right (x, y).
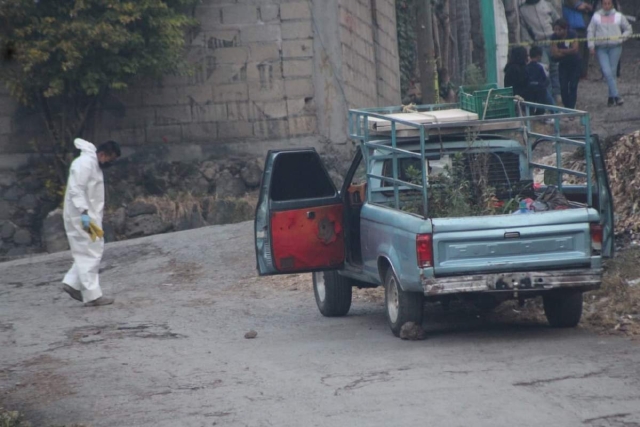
top-left (313, 271), bottom-right (352, 317)
top-left (385, 269), bottom-right (424, 337)
top-left (543, 291), bottom-right (583, 328)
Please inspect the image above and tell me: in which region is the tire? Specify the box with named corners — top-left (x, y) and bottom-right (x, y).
top-left (313, 270), bottom-right (352, 317)
top-left (384, 268), bottom-right (424, 337)
top-left (543, 291), bottom-right (583, 328)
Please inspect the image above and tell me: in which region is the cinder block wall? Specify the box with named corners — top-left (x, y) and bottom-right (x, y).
top-left (312, 0), bottom-right (400, 147)
top-left (338, 0), bottom-right (400, 107)
top-left (0, 0), bottom-right (401, 167)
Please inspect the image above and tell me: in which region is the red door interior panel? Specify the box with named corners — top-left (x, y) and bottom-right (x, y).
top-left (271, 204), bottom-right (345, 272)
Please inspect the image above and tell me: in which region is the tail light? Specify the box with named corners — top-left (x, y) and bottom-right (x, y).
top-left (416, 234), bottom-right (434, 268)
top-left (590, 223), bottom-right (603, 254)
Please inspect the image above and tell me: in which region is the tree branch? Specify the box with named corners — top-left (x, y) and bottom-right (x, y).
top-left (37, 93), bottom-right (67, 185)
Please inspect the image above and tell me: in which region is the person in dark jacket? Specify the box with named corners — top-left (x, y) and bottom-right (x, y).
top-left (504, 46), bottom-right (530, 100)
top-left (526, 46), bottom-right (551, 114)
top-left (438, 68), bottom-right (456, 103)
top-left (551, 18), bottom-right (582, 109)
top-left (519, 0), bottom-right (561, 104)
top-left (562, 0), bottom-right (593, 78)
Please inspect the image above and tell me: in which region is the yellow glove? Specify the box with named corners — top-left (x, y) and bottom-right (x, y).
top-left (87, 221), bottom-right (104, 242)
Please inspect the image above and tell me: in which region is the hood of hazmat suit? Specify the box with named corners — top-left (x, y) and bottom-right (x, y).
top-left (62, 138), bottom-right (105, 302)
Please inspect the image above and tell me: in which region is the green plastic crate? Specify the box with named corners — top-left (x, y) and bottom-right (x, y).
top-left (459, 84), bottom-right (515, 119)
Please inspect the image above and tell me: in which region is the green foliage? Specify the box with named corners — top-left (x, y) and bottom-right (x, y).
top-left (462, 63), bottom-right (485, 88)
top-left (0, 408), bottom-right (30, 427)
top-left (398, 151), bottom-right (524, 218)
top-left (397, 154), bottom-right (481, 217)
top-left (0, 0), bottom-right (198, 105)
top-left (0, 0), bottom-right (199, 194)
top-left (428, 154), bottom-right (477, 217)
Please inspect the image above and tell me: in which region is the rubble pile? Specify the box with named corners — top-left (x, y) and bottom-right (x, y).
top-left (534, 131), bottom-right (640, 238)
top-left (605, 131), bottom-right (640, 236)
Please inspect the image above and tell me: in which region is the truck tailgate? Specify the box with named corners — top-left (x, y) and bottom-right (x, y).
top-left (432, 209), bottom-right (596, 275)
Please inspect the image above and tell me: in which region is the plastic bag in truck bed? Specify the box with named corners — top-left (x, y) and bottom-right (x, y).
top-left (531, 185), bottom-right (571, 211)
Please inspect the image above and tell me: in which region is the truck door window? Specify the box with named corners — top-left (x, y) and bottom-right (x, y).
top-left (271, 152), bottom-right (336, 201)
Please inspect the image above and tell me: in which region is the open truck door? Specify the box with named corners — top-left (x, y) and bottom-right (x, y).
top-left (255, 149), bottom-right (345, 275)
top-left (591, 135), bottom-right (614, 258)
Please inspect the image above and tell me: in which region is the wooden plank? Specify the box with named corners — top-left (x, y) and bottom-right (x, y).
top-left (367, 109), bottom-right (479, 131)
top-left (372, 120), bottom-right (522, 138)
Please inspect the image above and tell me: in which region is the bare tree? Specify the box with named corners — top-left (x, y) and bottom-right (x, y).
top-left (433, 12), bottom-right (442, 68)
top-left (448, 0), bottom-right (460, 83)
top-left (417, 0), bottom-right (437, 103)
top-left (439, 0), bottom-right (452, 73)
top-left (470, 1), bottom-right (485, 71)
top-left (456, 0), bottom-right (472, 80)
top-left (503, 0), bottom-right (522, 44)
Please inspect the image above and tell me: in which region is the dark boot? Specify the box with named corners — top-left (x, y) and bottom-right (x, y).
top-left (607, 97), bottom-right (615, 107)
top-left (62, 284), bottom-right (82, 302)
top-left (84, 296), bottom-right (115, 307)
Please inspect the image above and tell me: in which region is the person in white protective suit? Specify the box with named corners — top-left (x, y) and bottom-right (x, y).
top-left (61, 138), bottom-right (121, 307)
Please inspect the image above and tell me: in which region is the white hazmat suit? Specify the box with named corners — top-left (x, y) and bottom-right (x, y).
top-left (62, 138), bottom-right (105, 303)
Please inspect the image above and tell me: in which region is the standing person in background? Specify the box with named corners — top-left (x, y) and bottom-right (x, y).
top-left (592, 0), bottom-right (622, 77)
top-left (551, 18), bottom-right (582, 109)
top-left (587, 0), bottom-right (633, 106)
top-left (438, 68), bottom-right (456, 103)
top-left (562, 0), bottom-right (593, 78)
top-left (592, 0), bottom-right (619, 11)
top-left (549, 0), bottom-right (563, 15)
top-left (519, 0), bottom-right (562, 105)
top-left (526, 46), bottom-right (552, 114)
top-left (504, 46), bottom-right (531, 102)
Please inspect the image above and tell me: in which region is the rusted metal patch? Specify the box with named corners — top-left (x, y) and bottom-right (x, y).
top-left (317, 217), bottom-right (337, 245)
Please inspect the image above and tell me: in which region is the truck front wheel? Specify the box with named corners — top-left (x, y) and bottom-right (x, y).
top-left (385, 269), bottom-right (424, 336)
top-left (543, 291), bottom-right (583, 328)
top-left (313, 271), bottom-right (352, 317)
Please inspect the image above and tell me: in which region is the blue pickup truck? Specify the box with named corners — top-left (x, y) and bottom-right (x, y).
top-left (254, 102), bottom-right (614, 337)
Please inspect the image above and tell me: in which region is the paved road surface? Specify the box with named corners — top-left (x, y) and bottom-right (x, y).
top-left (1, 222), bottom-right (639, 427)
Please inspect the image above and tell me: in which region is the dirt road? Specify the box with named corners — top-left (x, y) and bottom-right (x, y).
top-left (1, 222), bottom-right (640, 427)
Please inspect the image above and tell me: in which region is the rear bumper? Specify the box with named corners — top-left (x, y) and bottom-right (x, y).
top-left (421, 268), bottom-right (602, 296)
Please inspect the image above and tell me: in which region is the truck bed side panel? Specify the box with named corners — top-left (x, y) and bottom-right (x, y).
top-left (360, 204), bottom-right (431, 292)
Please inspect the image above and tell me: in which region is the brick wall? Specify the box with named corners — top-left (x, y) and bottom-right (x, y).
top-left (0, 0), bottom-right (401, 166)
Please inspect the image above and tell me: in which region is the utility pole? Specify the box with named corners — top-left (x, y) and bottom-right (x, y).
top-left (416, 0), bottom-right (437, 104)
top-left (480, 0), bottom-right (498, 84)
